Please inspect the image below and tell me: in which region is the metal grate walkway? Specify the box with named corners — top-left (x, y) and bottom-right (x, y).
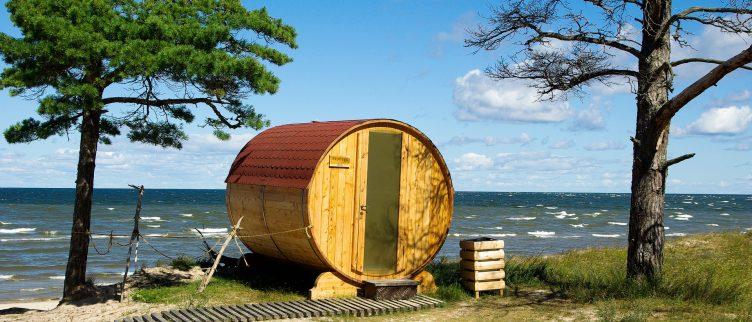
top-left (116, 295), bottom-right (443, 321)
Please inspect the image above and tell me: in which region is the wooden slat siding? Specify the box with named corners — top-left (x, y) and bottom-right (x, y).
top-left (351, 130), bottom-right (368, 272)
top-left (397, 134), bottom-right (411, 273)
top-left (242, 304), bottom-right (273, 320)
top-left (227, 184), bottom-right (282, 259)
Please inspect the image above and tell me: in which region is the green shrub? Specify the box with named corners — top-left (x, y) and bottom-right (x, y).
top-left (170, 256), bottom-right (198, 271)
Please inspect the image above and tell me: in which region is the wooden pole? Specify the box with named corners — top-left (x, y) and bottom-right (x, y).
top-left (198, 216), bottom-right (243, 293)
top-left (120, 184), bottom-right (144, 302)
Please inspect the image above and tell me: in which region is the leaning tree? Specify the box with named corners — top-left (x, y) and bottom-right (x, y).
top-left (467, 0), bottom-right (752, 279)
top-left (0, 0), bottom-right (296, 301)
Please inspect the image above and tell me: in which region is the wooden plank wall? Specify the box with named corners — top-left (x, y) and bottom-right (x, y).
top-left (308, 125), bottom-right (452, 283)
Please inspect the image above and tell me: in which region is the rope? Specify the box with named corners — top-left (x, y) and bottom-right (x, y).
top-left (73, 225), bottom-right (312, 239)
top-left (138, 233), bottom-right (176, 260)
top-left (90, 230), bottom-right (115, 255)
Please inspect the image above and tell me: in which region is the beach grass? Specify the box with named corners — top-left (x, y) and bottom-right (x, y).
top-left (131, 232), bottom-right (752, 320)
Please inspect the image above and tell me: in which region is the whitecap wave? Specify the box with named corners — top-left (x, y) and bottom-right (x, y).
top-left (608, 222), bottom-right (627, 226)
top-left (21, 288), bottom-right (43, 292)
top-left (144, 233), bottom-right (168, 237)
top-left (1, 237), bottom-right (67, 242)
top-left (570, 224), bottom-right (586, 228)
top-left (720, 213), bottom-right (731, 216)
top-left (0, 221), bottom-right (9, 225)
top-left (451, 233), bottom-right (516, 237)
top-left (545, 206), bottom-right (558, 210)
top-left (107, 207), bottom-right (115, 210)
top-left (0, 275), bottom-right (13, 280)
top-left (140, 217), bottom-right (163, 222)
top-left (180, 213), bottom-right (193, 217)
top-left (592, 234), bottom-right (620, 238)
top-left (706, 224), bottom-right (719, 227)
top-left (507, 217), bottom-right (536, 221)
top-left (0, 228), bottom-right (36, 234)
top-left (194, 228), bottom-right (228, 236)
top-left (548, 211), bottom-right (576, 219)
top-left (528, 231), bottom-right (555, 238)
top-left (666, 233), bottom-right (686, 237)
top-left (146, 225), bottom-right (161, 228)
top-left (49, 276), bottom-right (65, 280)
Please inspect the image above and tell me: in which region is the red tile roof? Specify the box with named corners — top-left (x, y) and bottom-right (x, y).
top-left (226, 120), bottom-right (368, 189)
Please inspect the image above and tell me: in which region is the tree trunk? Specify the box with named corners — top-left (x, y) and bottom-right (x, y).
top-left (627, 0), bottom-right (672, 280)
top-left (62, 109), bottom-right (101, 302)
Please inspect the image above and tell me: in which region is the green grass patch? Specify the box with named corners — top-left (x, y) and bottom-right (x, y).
top-left (131, 277), bottom-right (303, 306)
top-left (169, 256), bottom-right (198, 271)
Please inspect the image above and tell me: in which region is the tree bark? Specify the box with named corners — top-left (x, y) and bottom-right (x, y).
top-left (627, 0), bottom-right (672, 280)
top-left (62, 108), bottom-right (101, 302)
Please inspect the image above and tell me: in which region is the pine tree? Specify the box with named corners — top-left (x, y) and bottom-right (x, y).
top-left (0, 0), bottom-right (297, 301)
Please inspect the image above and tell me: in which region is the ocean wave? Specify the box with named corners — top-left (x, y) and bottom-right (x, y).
top-left (144, 233), bottom-right (168, 237)
top-left (480, 226), bottom-right (504, 230)
top-left (562, 235), bottom-right (581, 239)
top-left (706, 224), bottom-right (719, 227)
top-left (507, 217), bottom-right (536, 221)
top-left (592, 234), bottom-right (620, 238)
top-left (666, 233), bottom-right (686, 237)
top-left (570, 224), bottom-right (587, 228)
top-left (180, 214), bottom-right (193, 217)
top-left (545, 206), bottom-right (558, 210)
top-left (515, 205), bottom-right (526, 208)
top-left (583, 212), bottom-right (601, 217)
top-left (49, 276), bottom-right (65, 280)
top-left (608, 222), bottom-right (627, 226)
top-left (0, 275), bottom-right (13, 280)
top-left (194, 228), bottom-right (228, 236)
top-left (548, 211), bottom-right (576, 219)
top-left (451, 233), bottom-right (516, 237)
top-left (0, 221), bottom-right (9, 225)
top-left (140, 217), bottom-right (163, 222)
top-left (146, 225), bottom-right (161, 228)
top-left (0, 228), bottom-right (36, 234)
top-left (1, 237), bottom-right (68, 242)
top-left (720, 213), bottom-right (731, 216)
top-left (21, 288), bottom-right (44, 292)
top-left (528, 231), bottom-right (555, 238)
top-left (107, 207), bottom-right (115, 210)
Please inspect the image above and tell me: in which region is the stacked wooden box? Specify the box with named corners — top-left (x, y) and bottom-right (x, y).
top-left (459, 237), bottom-right (505, 298)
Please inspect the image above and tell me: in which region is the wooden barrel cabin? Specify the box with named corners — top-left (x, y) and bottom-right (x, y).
top-left (225, 119), bottom-right (453, 294)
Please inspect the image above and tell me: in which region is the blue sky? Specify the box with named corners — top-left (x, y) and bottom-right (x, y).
top-left (0, 1), bottom-right (750, 193)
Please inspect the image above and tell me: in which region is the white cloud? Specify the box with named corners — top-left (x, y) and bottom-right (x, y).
top-left (673, 26), bottom-right (752, 79)
top-left (443, 133), bottom-right (534, 146)
top-left (434, 12), bottom-right (475, 43)
top-left (584, 140), bottom-right (626, 151)
top-left (676, 106), bottom-right (752, 136)
top-left (453, 69), bottom-right (573, 123)
top-left (568, 103), bottom-right (606, 131)
top-left (549, 139), bottom-right (575, 149)
top-left (453, 152), bottom-right (494, 171)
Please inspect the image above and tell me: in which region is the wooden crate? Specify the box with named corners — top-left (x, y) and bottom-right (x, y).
top-left (459, 237), bottom-right (505, 298)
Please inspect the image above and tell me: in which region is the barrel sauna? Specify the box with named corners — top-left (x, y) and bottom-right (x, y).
top-left (225, 119), bottom-right (453, 296)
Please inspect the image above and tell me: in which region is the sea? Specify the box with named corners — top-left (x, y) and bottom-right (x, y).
top-left (1, 188), bottom-right (750, 303)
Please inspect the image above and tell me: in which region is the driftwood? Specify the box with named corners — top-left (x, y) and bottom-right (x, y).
top-left (197, 216), bottom-right (244, 293)
top-left (120, 184), bottom-right (144, 301)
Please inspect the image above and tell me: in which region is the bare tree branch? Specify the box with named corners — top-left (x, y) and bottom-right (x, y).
top-left (532, 28), bottom-right (641, 57)
top-left (670, 6), bottom-right (752, 25)
top-left (664, 6), bottom-right (752, 36)
top-left (656, 44), bottom-right (752, 128)
top-left (672, 58), bottom-right (752, 71)
top-left (664, 153), bottom-right (695, 169)
top-left (102, 97), bottom-right (224, 106)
